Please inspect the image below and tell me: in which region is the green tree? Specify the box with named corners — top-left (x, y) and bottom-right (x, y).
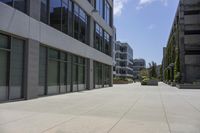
top-left (148, 61), bottom-right (157, 79)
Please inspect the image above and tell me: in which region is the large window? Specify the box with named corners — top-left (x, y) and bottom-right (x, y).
top-left (94, 62), bottom-right (111, 88)
top-left (50, 0), bottom-right (62, 31)
top-left (14, 0), bottom-right (26, 13)
top-left (41, 0), bottom-right (49, 24)
top-left (48, 0), bottom-right (89, 44)
top-left (0, 34), bottom-right (24, 102)
top-left (9, 38), bottom-right (24, 99)
top-left (66, 54), bottom-right (72, 92)
top-left (72, 56), bottom-right (78, 91)
top-left (0, 34), bottom-right (9, 101)
top-left (73, 3), bottom-right (88, 44)
top-left (94, 23), bottom-right (112, 56)
top-left (72, 56), bottom-right (86, 91)
top-left (62, 0), bottom-right (69, 34)
top-left (104, 0), bottom-right (111, 26)
top-left (39, 45), bottom-right (87, 95)
top-left (0, 0), bottom-right (26, 13)
top-left (48, 48), bottom-right (59, 94)
top-left (95, 0), bottom-right (103, 18)
top-left (103, 64), bottom-right (111, 85)
top-left (78, 57), bottom-right (85, 85)
top-left (39, 46), bottom-right (47, 96)
top-left (94, 62), bottom-right (103, 88)
top-left (95, 23), bottom-right (103, 51)
top-left (95, 0), bottom-right (112, 26)
top-left (104, 32), bottom-right (111, 56)
top-left (68, 0), bottom-right (73, 36)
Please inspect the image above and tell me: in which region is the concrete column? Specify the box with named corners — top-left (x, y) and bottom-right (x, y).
top-left (110, 65), bottom-right (113, 87)
top-left (87, 14), bottom-right (95, 89)
top-left (87, 59), bottom-right (94, 90)
top-left (89, 16), bottom-right (94, 47)
top-left (28, 0), bottom-right (41, 21)
top-left (24, 39), bottom-right (40, 99)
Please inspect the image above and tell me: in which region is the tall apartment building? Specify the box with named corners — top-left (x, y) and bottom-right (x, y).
top-left (133, 59), bottom-right (146, 79)
top-left (162, 0), bottom-right (200, 83)
top-left (0, 0), bottom-right (114, 102)
top-left (114, 41), bottom-right (133, 78)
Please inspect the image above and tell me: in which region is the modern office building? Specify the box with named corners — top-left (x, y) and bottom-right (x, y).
top-left (114, 41), bottom-right (133, 78)
top-left (0, 0), bottom-right (114, 102)
top-left (162, 0), bottom-right (200, 83)
top-left (132, 59), bottom-right (146, 79)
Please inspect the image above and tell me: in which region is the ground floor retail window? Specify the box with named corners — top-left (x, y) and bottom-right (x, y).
top-left (0, 34), bottom-right (24, 102)
top-left (94, 61), bottom-right (111, 88)
top-left (39, 45), bottom-right (87, 96)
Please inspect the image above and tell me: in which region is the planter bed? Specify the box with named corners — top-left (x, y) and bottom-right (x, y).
top-left (113, 80), bottom-right (133, 84)
top-left (141, 80), bottom-right (158, 86)
top-left (176, 84), bottom-right (200, 89)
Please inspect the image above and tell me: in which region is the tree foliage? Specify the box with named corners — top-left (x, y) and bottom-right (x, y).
top-left (148, 61), bottom-right (157, 79)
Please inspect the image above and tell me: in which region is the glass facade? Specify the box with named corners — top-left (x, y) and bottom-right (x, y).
top-left (94, 61), bottom-right (111, 88)
top-left (0, 34), bottom-right (24, 102)
top-left (41, 0), bottom-right (49, 24)
top-left (0, 34), bottom-right (9, 101)
top-left (94, 23), bottom-right (112, 56)
top-left (95, 0), bottom-right (103, 18)
top-left (9, 38), bottom-right (24, 99)
top-left (48, 0), bottom-right (89, 44)
top-left (50, 0), bottom-right (62, 31)
top-left (39, 45), bottom-right (87, 96)
top-left (95, 0), bottom-right (112, 26)
top-left (0, 0), bottom-right (26, 13)
top-left (39, 46), bottom-right (47, 96)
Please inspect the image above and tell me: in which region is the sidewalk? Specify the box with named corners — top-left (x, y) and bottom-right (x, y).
top-left (0, 83), bottom-right (200, 133)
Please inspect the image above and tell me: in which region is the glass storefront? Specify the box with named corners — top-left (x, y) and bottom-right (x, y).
top-left (0, 34), bottom-right (24, 102)
top-left (39, 45), bottom-right (87, 95)
top-left (94, 61), bottom-right (111, 88)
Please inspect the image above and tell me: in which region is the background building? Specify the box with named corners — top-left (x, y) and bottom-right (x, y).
top-left (0, 0), bottom-right (114, 102)
top-left (162, 0), bottom-right (200, 83)
top-left (114, 41), bottom-right (133, 79)
top-left (133, 59), bottom-right (146, 80)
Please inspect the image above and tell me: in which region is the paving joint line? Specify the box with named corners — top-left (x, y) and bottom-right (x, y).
top-left (41, 100), bottom-right (113, 133)
top-left (107, 88), bottom-right (146, 133)
top-left (0, 113), bottom-right (37, 126)
top-left (159, 87), bottom-right (172, 133)
top-left (177, 93), bottom-right (200, 113)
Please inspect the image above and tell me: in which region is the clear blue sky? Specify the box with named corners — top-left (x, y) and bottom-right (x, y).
top-left (114, 0), bottom-right (179, 65)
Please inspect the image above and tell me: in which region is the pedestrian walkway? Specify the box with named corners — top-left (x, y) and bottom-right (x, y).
top-left (0, 83), bottom-right (200, 133)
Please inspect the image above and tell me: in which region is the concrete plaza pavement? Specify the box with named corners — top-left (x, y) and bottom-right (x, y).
top-left (0, 83), bottom-right (200, 133)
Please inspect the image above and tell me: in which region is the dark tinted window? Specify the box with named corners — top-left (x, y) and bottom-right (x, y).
top-left (184, 30), bottom-right (200, 35)
top-left (13, 0), bottom-right (26, 13)
top-left (0, 0), bottom-right (13, 6)
top-left (184, 10), bottom-right (200, 15)
top-left (50, 0), bottom-right (62, 30)
top-left (62, 0), bottom-right (69, 34)
top-left (40, 0), bottom-right (49, 24)
top-left (0, 0), bottom-right (26, 13)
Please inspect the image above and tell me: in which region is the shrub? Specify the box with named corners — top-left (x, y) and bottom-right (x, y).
top-left (141, 77), bottom-right (150, 85)
top-left (174, 72), bottom-right (181, 83)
